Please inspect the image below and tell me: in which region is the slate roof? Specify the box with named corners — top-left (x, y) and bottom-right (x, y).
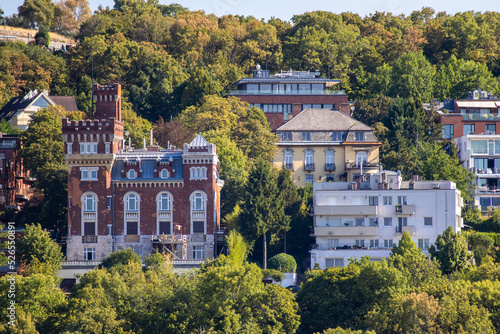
top-left (111, 152), bottom-right (184, 181)
top-left (276, 108), bottom-right (374, 132)
top-left (0, 92), bottom-right (45, 121)
top-left (50, 96), bottom-right (78, 111)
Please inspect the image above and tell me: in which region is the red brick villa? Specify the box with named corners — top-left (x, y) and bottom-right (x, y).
top-left (63, 83), bottom-right (224, 263)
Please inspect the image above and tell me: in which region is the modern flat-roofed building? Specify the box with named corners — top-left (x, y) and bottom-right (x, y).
top-left (227, 65), bottom-right (350, 130)
top-left (310, 170), bottom-right (464, 269)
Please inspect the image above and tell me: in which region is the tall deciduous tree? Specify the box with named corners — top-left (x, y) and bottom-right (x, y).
top-left (389, 51), bottom-right (435, 101)
top-left (17, 223), bottom-right (65, 271)
top-left (239, 158), bottom-right (289, 268)
top-left (18, 0), bottom-right (57, 29)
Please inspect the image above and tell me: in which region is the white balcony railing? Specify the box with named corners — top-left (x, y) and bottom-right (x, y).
top-left (82, 212), bottom-right (97, 221)
top-left (125, 212), bottom-right (139, 220)
top-left (158, 211), bottom-right (172, 220)
top-left (192, 211), bottom-right (205, 220)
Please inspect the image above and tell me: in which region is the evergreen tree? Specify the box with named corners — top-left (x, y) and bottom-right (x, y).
top-left (239, 158), bottom-right (290, 268)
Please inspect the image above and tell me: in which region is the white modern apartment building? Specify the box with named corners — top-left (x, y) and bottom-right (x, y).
top-left (310, 170), bottom-right (464, 269)
top-left (456, 134), bottom-right (500, 213)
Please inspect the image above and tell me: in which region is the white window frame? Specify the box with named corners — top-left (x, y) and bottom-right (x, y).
top-left (80, 142), bottom-right (98, 154)
top-left (126, 194), bottom-right (138, 212)
top-left (67, 142), bottom-right (73, 154)
top-left (80, 167), bottom-right (99, 181)
top-left (418, 239), bottom-right (430, 249)
top-left (325, 150), bottom-right (334, 164)
top-left (356, 152), bottom-right (368, 165)
top-left (384, 239), bottom-right (393, 248)
top-left (105, 142), bottom-right (111, 154)
top-left (83, 194), bottom-right (96, 212)
top-left (158, 193), bottom-right (172, 211)
top-left (189, 167), bottom-right (208, 180)
top-left (83, 247), bottom-right (95, 261)
top-left (193, 246), bottom-right (205, 259)
top-left (383, 196), bottom-right (392, 205)
top-left (128, 169), bottom-right (137, 179)
top-left (160, 169), bottom-right (169, 179)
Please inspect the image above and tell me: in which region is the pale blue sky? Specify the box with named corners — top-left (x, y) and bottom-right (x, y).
top-left (2, 0), bottom-right (500, 21)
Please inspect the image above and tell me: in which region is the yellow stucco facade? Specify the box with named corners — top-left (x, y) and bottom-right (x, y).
top-left (273, 143), bottom-right (380, 187)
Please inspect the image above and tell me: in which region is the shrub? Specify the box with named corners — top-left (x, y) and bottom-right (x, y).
top-left (268, 253), bottom-right (297, 273)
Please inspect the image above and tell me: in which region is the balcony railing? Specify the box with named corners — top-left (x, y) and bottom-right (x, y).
top-left (396, 226), bottom-right (415, 234)
top-left (154, 234), bottom-right (189, 243)
top-left (461, 113), bottom-right (500, 121)
top-left (473, 168), bottom-right (500, 175)
top-left (285, 163), bottom-right (294, 171)
top-left (82, 235), bottom-right (97, 243)
top-left (314, 205), bottom-right (378, 216)
top-left (395, 204), bottom-right (415, 215)
top-left (313, 243), bottom-right (388, 250)
top-left (125, 212), bottom-right (139, 220)
top-left (313, 225), bottom-right (378, 237)
top-left (158, 211), bottom-right (172, 220)
top-left (228, 89), bottom-right (345, 96)
top-left (345, 162), bottom-right (379, 169)
top-left (83, 212), bottom-right (97, 221)
top-left (325, 163), bottom-right (336, 171)
top-left (304, 163), bottom-right (315, 170)
top-left (192, 211), bottom-right (205, 220)
top-left (477, 186), bottom-right (500, 194)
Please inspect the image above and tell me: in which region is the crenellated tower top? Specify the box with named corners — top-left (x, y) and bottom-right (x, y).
top-left (93, 83), bottom-right (121, 121)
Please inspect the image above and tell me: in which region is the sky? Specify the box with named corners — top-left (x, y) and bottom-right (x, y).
top-left (2, 0), bottom-right (500, 21)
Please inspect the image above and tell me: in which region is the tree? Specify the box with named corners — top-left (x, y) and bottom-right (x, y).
top-left (239, 158), bottom-right (290, 268)
top-left (122, 107), bottom-right (152, 148)
top-left (296, 260), bottom-right (408, 333)
top-left (366, 292), bottom-right (441, 334)
top-left (203, 130), bottom-right (248, 218)
top-left (268, 253), bottom-right (297, 273)
top-left (18, 0), bottom-right (57, 29)
top-left (19, 108), bottom-right (68, 230)
top-left (100, 248), bottom-right (141, 269)
top-left (389, 51), bottom-right (435, 101)
top-left (429, 226), bottom-right (473, 274)
top-left (468, 232), bottom-right (494, 265)
top-left (390, 232), bottom-right (443, 288)
top-left (153, 117), bottom-right (194, 149)
top-left (180, 67), bottom-right (222, 110)
top-left (17, 223), bottom-right (65, 272)
top-left (53, 0), bottom-right (92, 35)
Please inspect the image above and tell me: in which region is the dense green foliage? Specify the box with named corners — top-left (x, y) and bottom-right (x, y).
top-left (268, 253), bottom-right (297, 273)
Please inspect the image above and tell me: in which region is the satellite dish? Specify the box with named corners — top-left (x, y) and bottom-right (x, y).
top-left (256, 64), bottom-right (261, 70)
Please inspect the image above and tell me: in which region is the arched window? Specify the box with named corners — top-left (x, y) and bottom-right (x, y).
top-left (158, 193), bottom-right (171, 211)
top-left (305, 151), bottom-right (314, 164)
top-left (193, 193), bottom-right (205, 211)
top-left (126, 194), bottom-right (138, 211)
top-left (128, 169), bottom-right (136, 179)
top-left (83, 193), bottom-right (96, 212)
top-left (160, 169), bottom-right (169, 179)
top-left (325, 150), bottom-right (335, 164)
top-left (284, 150), bottom-right (293, 170)
top-left (356, 152), bottom-right (368, 165)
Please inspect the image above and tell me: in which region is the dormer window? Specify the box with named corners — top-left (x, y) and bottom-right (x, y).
top-left (355, 132), bottom-right (365, 141)
top-left (128, 169), bottom-right (136, 179)
top-left (160, 169), bottom-right (169, 179)
top-left (302, 132), bottom-right (311, 141)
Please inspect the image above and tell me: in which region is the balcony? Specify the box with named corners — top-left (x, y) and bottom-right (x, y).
top-left (345, 162), bottom-right (379, 169)
top-left (474, 168), bottom-right (500, 176)
top-left (82, 235), bottom-right (98, 243)
top-left (82, 212), bottom-right (97, 221)
top-left (304, 163), bottom-right (315, 171)
top-left (285, 162), bottom-right (294, 171)
top-left (192, 211), bottom-right (205, 220)
top-left (314, 225), bottom-right (378, 237)
top-left (228, 89), bottom-right (345, 96)
top-left (325, 163), bottom-right (336, 171)
top-left (314, 243), bottom-right (388, 250)
top-left (125, 235), bottom-right (140, 242)
top-left (396, 226), bottom-right (415, 235)
top-left (314, 205), bottom-right (378, 216)
top-left (395, 205), bottom-right (415, 215)
top-left (154, 234), bottom-right (189, 243)
top-left (158, 211), bottom-right (172, 220)
top-left (125, 212), bottom-right (139, 220)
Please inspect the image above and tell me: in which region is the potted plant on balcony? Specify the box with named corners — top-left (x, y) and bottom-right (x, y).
top-left (344, 222), bottom-right (350, 227)
top-left (395, 204), bottom-right (402, 213)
